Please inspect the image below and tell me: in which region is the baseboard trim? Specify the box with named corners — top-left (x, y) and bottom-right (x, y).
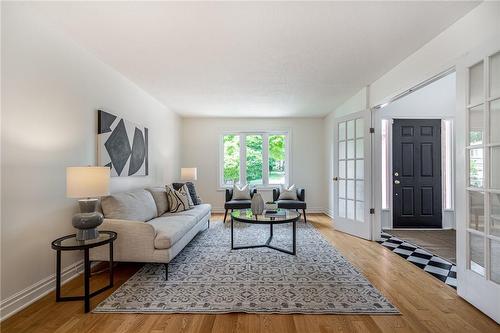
top-left (324, 209), bottom-right (334, 218)
top-left (0, 259), bottom-right (84, 321)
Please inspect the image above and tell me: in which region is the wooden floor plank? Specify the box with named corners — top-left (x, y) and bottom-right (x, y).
top-left (1, 213), bottom-right (498, 333)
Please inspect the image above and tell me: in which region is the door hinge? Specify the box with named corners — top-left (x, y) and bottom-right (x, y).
top-left (369, 127), bottom-right (375, 134)
top-left (369, 208), bottom-right (375, 214)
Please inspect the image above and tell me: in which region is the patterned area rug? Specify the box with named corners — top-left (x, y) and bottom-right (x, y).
top-left (94, 221), bottom-right (398, 314)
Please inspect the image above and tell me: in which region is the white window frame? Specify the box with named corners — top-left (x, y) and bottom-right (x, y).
top-left (219, 130), bottom-right (291, 189)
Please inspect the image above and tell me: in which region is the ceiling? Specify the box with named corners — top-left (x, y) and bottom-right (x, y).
top-left (25, 1), bottom-right (479, 117)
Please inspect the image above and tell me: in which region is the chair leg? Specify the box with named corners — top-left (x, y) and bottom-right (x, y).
top-left (164, 263), bottom-right (168, 281)
top-left (224, 210), bottom-right (228, 223)
top-left (302, 209), bottom-right (307, 223)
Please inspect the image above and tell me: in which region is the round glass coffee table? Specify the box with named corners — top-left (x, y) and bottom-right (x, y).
top-left (230, 209), bottom-right (301, 255)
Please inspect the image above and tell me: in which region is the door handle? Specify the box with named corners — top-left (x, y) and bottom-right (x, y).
top-left (394, 180), bottom-right (400, 185)
top-left (333, 177), bottom-right (339, 181)
top-left (394, 172), bottom-right (399, 177)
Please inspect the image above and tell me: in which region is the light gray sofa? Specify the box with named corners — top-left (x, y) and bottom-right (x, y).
top-left (90, 187), bottom-right (211, 279)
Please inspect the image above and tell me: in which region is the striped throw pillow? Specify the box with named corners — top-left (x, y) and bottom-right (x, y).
top-left (166, 185), bottom-right (191, 212)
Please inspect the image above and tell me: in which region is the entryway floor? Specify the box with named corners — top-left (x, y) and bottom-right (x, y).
top-left (383, 229), bottom-right (456, 263)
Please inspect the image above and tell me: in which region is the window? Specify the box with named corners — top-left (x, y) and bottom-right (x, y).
top-left (221, 131), bottom-right (289, 187)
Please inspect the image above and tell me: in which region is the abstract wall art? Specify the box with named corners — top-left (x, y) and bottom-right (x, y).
top-left (97, 110), bottom-right (148, 177)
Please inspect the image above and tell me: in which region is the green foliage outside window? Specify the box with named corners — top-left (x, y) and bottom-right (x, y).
top-left (246, 135), bottom-right (263, 184)
top-left (223, 135), bottom-right (239, 184)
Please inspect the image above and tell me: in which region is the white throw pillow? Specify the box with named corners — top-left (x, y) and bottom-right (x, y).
top-left (232, 184), bottom-right (251, 200)
top-left (165, 185), bottom-right (191, 212)
top-left (278, 184), bottom-right (298, 200)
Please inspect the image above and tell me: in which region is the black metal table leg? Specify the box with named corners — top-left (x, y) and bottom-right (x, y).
top-left (56, 250), bottom-right (61, 301)
top-left (84, 249), bottom-right (90, 313)
top-left (231, 216), bottom-right (234, 249)
top-left (109, 242), bottom-right (114, 287)
top-left (292, 220), bottom-right (296, 255)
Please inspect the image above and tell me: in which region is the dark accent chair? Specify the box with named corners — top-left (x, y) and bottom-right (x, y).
top-left (273, 187), bottom-right (307, 223)
top-left (224, 188), bottom-right (257, 222)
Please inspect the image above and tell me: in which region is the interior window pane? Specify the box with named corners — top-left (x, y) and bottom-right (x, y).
top-left (339, 141), bottom-right (346, 160)
top-left (490, 193), bottom-right (500, 237)
top-left (491, 240), bottom-right (500, 284)
top-left (347, 120), bottom-right (355, 139)
top-left (347, 180), bottom-right (354, 199)
top-left (339, 160), bottom-right (346, 179)
top-left (356, 181), bottom-right (364, 201)
top-left (347, 160), bottom-right (355, 179)
top-left (356, 118), bottom-right (364, 138)
top-left (468, 105), bottom-right (483, 146)
top-left (356, 139), bottom-right (364, 158)
top-left (356, 159), bottom-right (364, 179)
top-left (468, 191), bottom-right (484, 232)
top-left (490, 51), bottom-right (500, 98)
top-left (339, 180), bottom-right (346, 198)
top-left (491, 99), bottom-right (500, 144)
top-left (268, 134), bottom-right (286, 185)
top-left (347, 140), bottom-right (355, 159)
top-left (491, 146), bottom-right (500, 189)
top-left (356, 201), bottom-right (364, 222)
top-left (469, 233), bottom-right (485, 276)
top-left (338, 122), bottom-right (346, 140)
top-left (339, 198), bottom-right (346, 218)
top-left (469, 61), bottom-right (484, 106)
top-left (469, 148), bottom-right (484, 188)
top-left (223, 134), bottom-right (240, 185)
top-left (347, 200), bottom-right (355, 219)
top-left (246, 135), bottom-right (263, 185)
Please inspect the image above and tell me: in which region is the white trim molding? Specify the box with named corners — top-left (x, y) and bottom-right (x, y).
top-left (0, 260), bottom-right (84, 321)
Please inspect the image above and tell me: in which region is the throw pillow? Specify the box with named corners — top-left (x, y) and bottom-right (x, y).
top-left (165, 185), bottom-right (191, 213)
top-left (172, 182), bottom-right (202, 205)
top-left (232, 184), bottom-right (251, 200)
top-left (146, 187), bottom-right (169, 216)
top-left (278, 184), bottom-right (298, 200)
top-left (180, 184), bottom-right (195, 208)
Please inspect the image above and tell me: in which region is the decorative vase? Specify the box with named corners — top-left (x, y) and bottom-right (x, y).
top-left (251, 193), bottom-right (265, 215)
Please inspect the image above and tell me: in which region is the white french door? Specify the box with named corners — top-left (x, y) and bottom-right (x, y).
top-left (333, 109), bottom-right (372, 240)
top-left (456, 39), bottom-right (500, 323)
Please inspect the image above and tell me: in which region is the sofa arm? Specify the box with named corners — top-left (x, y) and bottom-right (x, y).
top-left (297, 188), bottom-right (305, 202)
top-left (225, 188), bottom-right (233, 202)
top-left (90, 218), bottom-right (156, 262)
top-left (273, 188), bottom-right (280, 202)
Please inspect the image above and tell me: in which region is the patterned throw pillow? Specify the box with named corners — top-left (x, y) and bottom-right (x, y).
top-left (278, 184), bottom-right (298, 200)
top-left (232, 184), bottom-right (251, 200)
top-left (165, 185), bottom-right (191, 212)
top-left (180, 184), bottom-right (195, 208)
top-left (172, 182), bottom-right (202, 205)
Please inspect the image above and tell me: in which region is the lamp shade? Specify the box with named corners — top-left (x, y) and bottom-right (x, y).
top-left (66, 167), bottom-right (110, 198)
top-left (181, 167), bottom-right (197, 181)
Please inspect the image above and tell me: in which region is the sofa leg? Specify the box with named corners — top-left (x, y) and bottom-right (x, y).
top-left (208, 219), bottom-right (210, 228)
top-left (223, 210), bottom-right (228, 223)
top-left (302, 209), bottom-right (307, 223)
top-left (164, 263), bottom-right (168, 281)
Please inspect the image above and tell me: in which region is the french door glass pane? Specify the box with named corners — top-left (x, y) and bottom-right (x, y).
top-left (339, 198), bottom-right (346, 218)
top-left (469, 148), bottom-right (484, 187)
top-left (268, 134), bottom-right (286, 185)
top-left (347, 120), bottom-right (355, 139)
top-left (356, 160), bottom-right (364, 179)
top-left (223, 134), bottom-right (240, 185)
top-left (468, 191), bottom-right (485, 232)
top-left (468, 105), bottom-right (484, 145)
top-left (469, 61), bottom-right (484, 106)
top-left (491, 240), bottom-right (500, 284)
top-left (347, 160), bottom-right (355, 179)
top-left (356, 118), bottom-right (364, 138)
top-left (356, 201), bottom-right (364, 222)
top-left (339, 141), bottom-right (346, 159)
top-left (347, 180), bottom-right (354, 199)
top-left (347, 200), bottom-right (355, 219)
top-left (470, 233), bottom-right (485, 276)
top-left (491, 146), bottom-right (500, 189)
top-left (356, 139), bottom-right (364, 158)
top-left (339, 180), bottom-right (346, 198)
top-left (338, 122), bottom-right (346, 140)
top-left (339, 160), bottom-right (346, 179)
top-left (356, 181), bottom-right (364, 201)
top-left (347, 140), bottom-right (355, 159)
top-left (490, 193), bottom-right (500, 237)
top-left (490, 99), bottom-right (500, 144)
top-left (490, 51), bottom-right (500, 98)
top-left (246, 135), bottom-right (263, 185)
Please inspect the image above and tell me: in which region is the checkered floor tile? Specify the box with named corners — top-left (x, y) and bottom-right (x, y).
top-left (378, 232), bottom-right (457, 289)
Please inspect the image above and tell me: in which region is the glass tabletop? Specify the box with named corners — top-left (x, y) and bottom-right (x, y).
top-left (231, 209), bottom-right (300, 223)
top-left (52, 231), bottom-right (116, 250)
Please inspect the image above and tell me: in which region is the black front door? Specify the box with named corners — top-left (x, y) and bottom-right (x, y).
top-left (392, 119), bottom-right (442, 228)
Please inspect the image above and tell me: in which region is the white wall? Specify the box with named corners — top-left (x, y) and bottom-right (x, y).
top-left (374, 73), bottom-right (456, 230)
top-left (181, 118), bottom-right (325, 212)
top-left (1, 4), bottom-right (181, 319)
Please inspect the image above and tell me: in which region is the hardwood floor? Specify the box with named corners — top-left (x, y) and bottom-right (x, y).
top-left (2, 213), bottom-right (499, 333)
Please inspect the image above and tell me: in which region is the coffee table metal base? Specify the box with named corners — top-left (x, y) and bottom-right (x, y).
top-left (231, 218), bottom-right (296, 255)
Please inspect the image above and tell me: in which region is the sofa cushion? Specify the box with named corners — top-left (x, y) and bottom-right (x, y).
top-left (146, 187), bottom-right (169, 216)
top-left (277, 200), bottom-right (306, 209)
top-left (101, 189), bottom-right (157, 222)
top-left (225, 199), bottom-right (252, 209)
top-left (163, 203), bottom-right (211, 222)
top-left (147, 215), bottom-right (198, 249)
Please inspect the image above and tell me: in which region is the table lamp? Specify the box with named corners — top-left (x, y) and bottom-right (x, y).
top-left (181, 167), bottom-right (197, 181)
top-left (66, 166), bottom-right (110, 240)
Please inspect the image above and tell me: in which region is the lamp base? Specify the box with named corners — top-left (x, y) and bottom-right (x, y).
top-left (72, 199), bottom-right (103, 241)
